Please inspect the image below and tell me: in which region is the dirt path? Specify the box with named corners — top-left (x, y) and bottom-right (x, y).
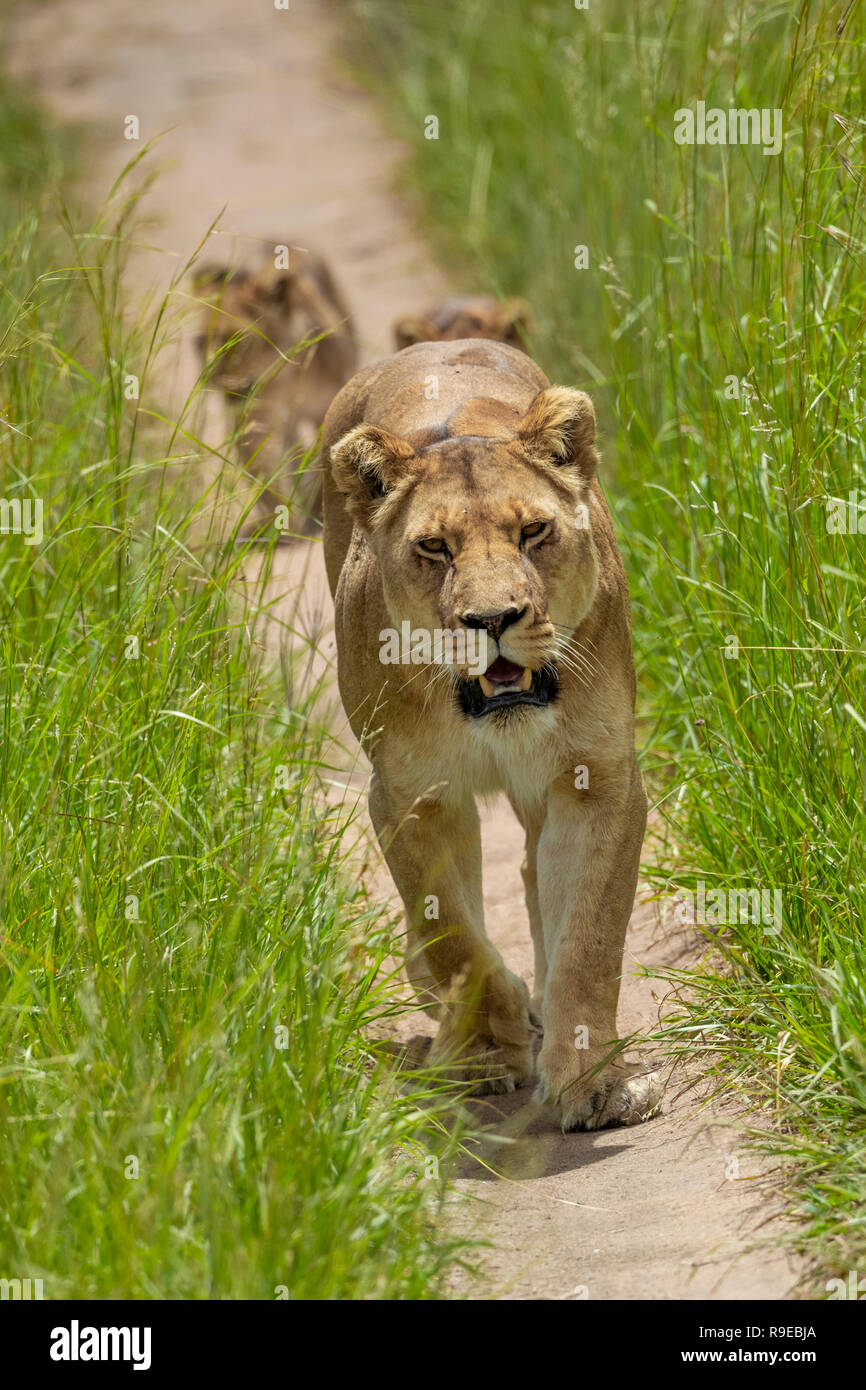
top-left (9, 0), bottom-right (800, 1300)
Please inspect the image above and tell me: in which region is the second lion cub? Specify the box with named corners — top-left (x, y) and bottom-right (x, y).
top-left (192, 241), bottom-right (358, 536)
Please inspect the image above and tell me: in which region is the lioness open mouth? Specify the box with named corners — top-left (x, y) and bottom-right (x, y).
top-left (456, 656), bottom-right (559, 719)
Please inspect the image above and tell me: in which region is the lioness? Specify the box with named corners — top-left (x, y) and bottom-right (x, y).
top-left (393, 295), bottom-right (531, 352)
top-left (192, 243), bottom-right (358, 534)
top-left (322, 339), bottom-right (661, 1131)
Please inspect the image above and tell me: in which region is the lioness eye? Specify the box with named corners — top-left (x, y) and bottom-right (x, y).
top-left (417, 537), bottom-right (449, 557)
top-left (521, 522), bottom-right (548, 542)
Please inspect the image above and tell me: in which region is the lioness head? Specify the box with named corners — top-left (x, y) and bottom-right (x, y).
top-left (393, 296), bottom-right (532, 353)
top-left (191, 264), bottom-right (300, 397)
top-left (191, 252), bottom-right (356, 400)
top-left (331, 385), bottom-right (599, 724)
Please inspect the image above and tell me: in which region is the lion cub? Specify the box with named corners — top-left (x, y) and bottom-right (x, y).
top-left (392, 295), bottom-right (531, 352)
top-left (192, 243), bottom-right (358, 536)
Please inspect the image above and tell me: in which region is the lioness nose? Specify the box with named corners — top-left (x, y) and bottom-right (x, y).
top-left (460, 606), bottom-right (527, 640)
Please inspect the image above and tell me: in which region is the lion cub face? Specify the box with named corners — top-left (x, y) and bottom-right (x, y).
top-left (192, 268), bottom-right (283, 398)
top-left (191, 247), bottom-right (358, 410)
top-left (393, 296), bottom-right (531, 353)
top-left (331, 387), bottom-right (599, 723)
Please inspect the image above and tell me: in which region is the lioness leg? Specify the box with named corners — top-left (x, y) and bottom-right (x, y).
top-left (508, 796), bottom-right (547, 1021)
top-left (369, 769), bottom-right (534, 1093)
top-left (535, 766), bottom-right (662, 1130)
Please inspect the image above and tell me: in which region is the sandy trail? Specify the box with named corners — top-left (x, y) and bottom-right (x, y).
top-left (9, 0), bottom-right (799, 1299)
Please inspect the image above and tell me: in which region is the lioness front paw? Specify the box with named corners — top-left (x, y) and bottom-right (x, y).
top-left (536, 1045), bottom-right (663, 1132)
top-left (430, 968), bottom-right (535, 1095)
top-left (431, 1041), bottom-right (534, 1095)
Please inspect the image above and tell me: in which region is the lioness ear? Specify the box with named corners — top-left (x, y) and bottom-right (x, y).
top-left (517, 386), bottom-right (597, 479)
top-left (190, 263), bottom-right (235, 297)
top-left (393, 315), bottom-right (436, 350)
top-left (497, 296), bottom-right (533, 345)
top-left (330, 424), bottom-right (416, 528)
top-left (250, 265), bottom-right (296, 309)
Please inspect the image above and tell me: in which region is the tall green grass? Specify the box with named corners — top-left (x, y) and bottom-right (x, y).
top-left (345, 0), bottom-right (866, 1276)
top-left (0, 78), bottom-right (467, 1299)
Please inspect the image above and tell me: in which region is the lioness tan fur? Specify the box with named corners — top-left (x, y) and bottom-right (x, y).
top-left (321, 338), bottom-right (661, 1131)
top-left (192, 243), bottom-right (358, 535)
top-left (393, 295), bottom-right (531, 352)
